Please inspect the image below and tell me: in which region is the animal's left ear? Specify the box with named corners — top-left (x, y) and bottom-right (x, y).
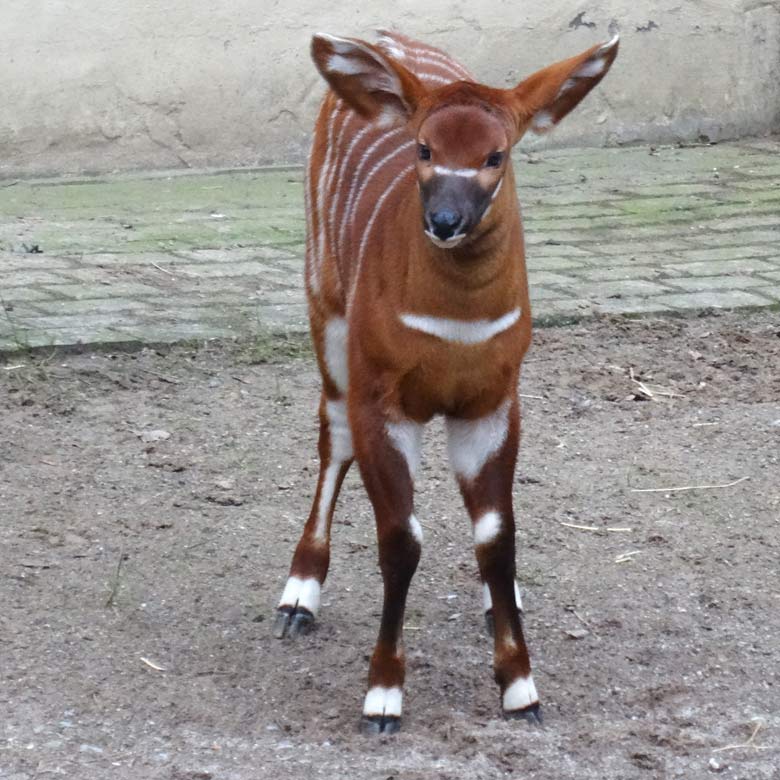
top-left (508, 35), bottom-right (619, 140)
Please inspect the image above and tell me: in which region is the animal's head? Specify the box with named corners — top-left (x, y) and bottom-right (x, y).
top-left (311, 32), bottom-right (618, 248)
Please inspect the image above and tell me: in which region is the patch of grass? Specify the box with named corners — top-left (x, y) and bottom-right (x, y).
top-left (237, 327), bottom-right (313, 364)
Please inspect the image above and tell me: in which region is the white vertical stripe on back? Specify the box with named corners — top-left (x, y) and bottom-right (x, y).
top-left (339, 128), bottom-right (405, 253)
top-left (316, 108), bottom-right (339, 276)
top-left (354, 159), bottom-right (415, 273)
top-left (348, 140), bottom-right (415, 242)
top-left (350, 165), bottom-right (415, 309)
top-left (304, 150), bottom-right (318, 294)
top-left (328, 124), bottom-right (372, 257)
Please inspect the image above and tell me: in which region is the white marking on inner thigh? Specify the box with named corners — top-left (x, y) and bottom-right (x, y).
top-left (325, 397), bottom-right (353, 461)
top-left (409, 514), bottom-right (424, 545)
top-left (324, 318), bottom-right (349, 394)
top-left (473, 511), bottom-right (502, 546)
top-left (446, 399), bottom-right (511, 481)
top-left (312, 461), bottom-right (341, 542)
top-left (386, 418), bottom-right (424, 478)
top-left (278, 576), bottom-right (321, 615)
top-left (502, 675), bottom-right (539, 711)
top-left (483, 581), bottom-right (524, 612)
top-left (363, 686), bottom-right (403, 717)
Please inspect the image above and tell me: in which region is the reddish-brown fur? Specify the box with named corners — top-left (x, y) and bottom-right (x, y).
top-left (275, 29), bottom-right (618, 733)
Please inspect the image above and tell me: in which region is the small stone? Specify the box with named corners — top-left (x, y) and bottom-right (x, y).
top-left (139, 429), bottom-right (171, 443)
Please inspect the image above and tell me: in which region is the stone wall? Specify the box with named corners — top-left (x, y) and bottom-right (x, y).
top-left (2, 1), bottom-right (779, 176)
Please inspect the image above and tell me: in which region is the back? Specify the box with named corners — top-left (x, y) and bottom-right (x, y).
top-left (304, 32), bottom-right (474, 310)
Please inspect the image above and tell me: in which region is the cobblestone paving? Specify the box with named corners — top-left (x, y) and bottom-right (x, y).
top-left (1, 139), bottom-right (779, 353)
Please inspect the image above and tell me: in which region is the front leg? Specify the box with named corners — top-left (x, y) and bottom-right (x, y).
top-left (351, 393), bottom-right (424, 735)
top-left (446, 394), bottom-right (541, 722)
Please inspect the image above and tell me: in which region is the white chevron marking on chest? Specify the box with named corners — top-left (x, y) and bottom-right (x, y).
top-left (399, 308), bottom-right (521, 345)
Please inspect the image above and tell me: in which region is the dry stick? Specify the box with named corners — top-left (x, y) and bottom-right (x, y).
top-left (572, 609), bottom-right (597, 636)
top-left (1, 364), bottom-right (26, 371)
top-left (559, 521), bottom-right (632, 533)
top-left (105, 550), bottom-right (125, 607)
top-left (151, 261), bottom-right (177, 277)
top-left (712, 720), bottom-right (772, 753)
top-left (629, 367), bottom-right (655, 399)
top-left (631, 476), bottom-right (750, 493)
top-left (137, 367), bottom-right (181, 385)
top-left (140, 656), bottom-right (166, 672)
top-left (615, 550), bottom-right (641, 563)
top-left (628, 367), bottom-right (682, 399)
top-left (519, 393), bottom-right (545, 400)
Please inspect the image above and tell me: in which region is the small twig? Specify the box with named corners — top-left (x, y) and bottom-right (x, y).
top-left (1, 364), bottom-right (26, 371)
top-left (104, 549), bottom-right (125, 607)
top-left (151, 262), bottom-right (177, 277)
top-left (231, 375), bottom-right (251, 384)
top-left (629, 367), bottom-right (655, 399)
top-left (137, 367), bottom-right (180, 385)
top-left (140, 656), bottom-right (166, 672)
top-left (713, 720), bottom-right (772, 753)
top-left (518, 393), bottom-right (545, 400)
top-left (559, 521), bottom-right (632, 533)
top-left (629, 367), bottom-right (683, 399)
top-left (615, 550), bottom-right (641, 563)
top-left (572, 609), bottom-right (595, 632)
top-left (631, 476), bottom-right (750, 494)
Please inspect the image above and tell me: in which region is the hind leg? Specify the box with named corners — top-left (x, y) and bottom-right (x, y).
top-left (274, 388), bottom-right (353, 638)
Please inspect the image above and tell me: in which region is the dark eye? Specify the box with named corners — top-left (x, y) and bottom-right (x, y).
top-left (485, 151), bottom-right (504, 168)
top-left (418, 144), bottom-right (431, 161)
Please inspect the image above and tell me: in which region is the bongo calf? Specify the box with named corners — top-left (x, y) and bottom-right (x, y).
top-left (274, 29), bottom-right (618, 733)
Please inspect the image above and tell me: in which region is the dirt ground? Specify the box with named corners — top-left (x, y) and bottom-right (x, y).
top-left (2, 311), bottom-right (779, 780)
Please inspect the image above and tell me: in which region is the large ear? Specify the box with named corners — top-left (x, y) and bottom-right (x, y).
top-left (509, 35), bottom-right (619, 138)
top-left (311, 33), bottom-right (427, 125)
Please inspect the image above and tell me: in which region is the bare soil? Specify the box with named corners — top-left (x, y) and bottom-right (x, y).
top-left (2, 311), bottom-right (779, 780)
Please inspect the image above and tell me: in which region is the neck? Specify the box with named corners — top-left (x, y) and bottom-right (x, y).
top-left (402, 167), bottom-right (524, 318)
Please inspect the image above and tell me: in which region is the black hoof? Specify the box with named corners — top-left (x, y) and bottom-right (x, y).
top-left (273, 607), bottom-right (314, 639)
top-left (361, 715), bottom-right (401, 735)
top-left (505, 701), bottom-right (543, 725)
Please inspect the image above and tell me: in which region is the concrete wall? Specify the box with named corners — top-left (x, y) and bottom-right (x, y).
top-left (2, 1), bottom-right (779, 176)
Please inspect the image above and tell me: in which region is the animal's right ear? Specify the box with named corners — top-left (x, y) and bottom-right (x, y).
top-left (311, 33), bottom-right (427, 125)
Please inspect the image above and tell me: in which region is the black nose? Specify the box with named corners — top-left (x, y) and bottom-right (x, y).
top-left (428, 209), bottom-right (462, 240)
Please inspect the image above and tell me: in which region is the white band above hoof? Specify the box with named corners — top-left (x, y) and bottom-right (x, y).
top-left (278, 576), bottom-right (321, 616)
top-left (502, 675), bottom-right (539, 712)
top-left (363, 685), bottom-right (403, 718)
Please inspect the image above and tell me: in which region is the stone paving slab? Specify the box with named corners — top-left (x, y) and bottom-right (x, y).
top-left (1, 140), bottom-right (779, 354)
